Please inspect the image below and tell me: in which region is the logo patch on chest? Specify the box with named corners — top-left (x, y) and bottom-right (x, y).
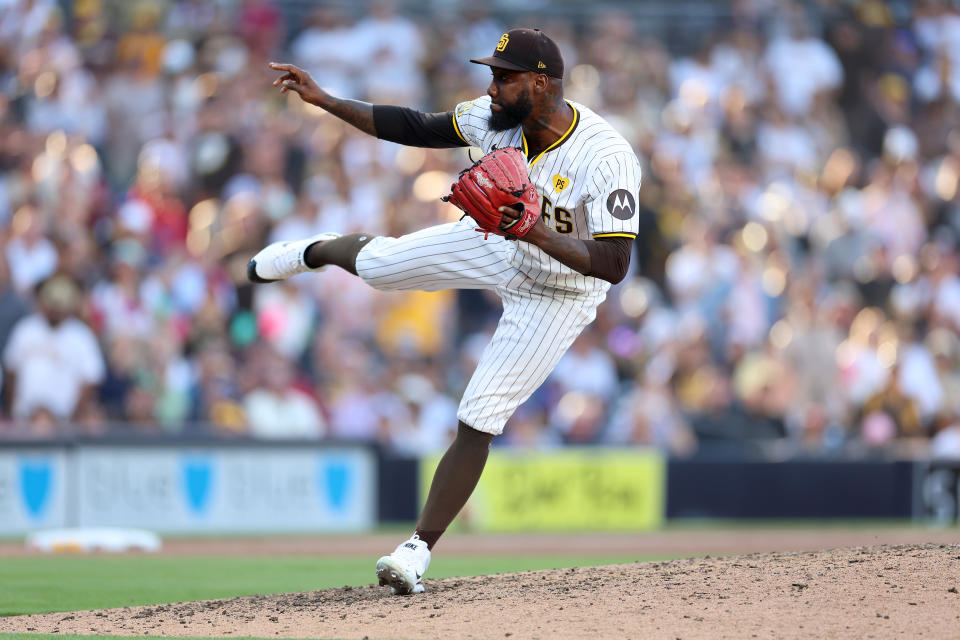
top-left (552, 174), bottom-right (570, 193)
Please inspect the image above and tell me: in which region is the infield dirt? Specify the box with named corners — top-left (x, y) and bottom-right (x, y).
top-left (2, 543), bottom-right (958, 639)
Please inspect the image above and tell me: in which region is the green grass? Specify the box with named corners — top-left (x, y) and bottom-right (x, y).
top-left (0, 553), bottom-right (666, 617)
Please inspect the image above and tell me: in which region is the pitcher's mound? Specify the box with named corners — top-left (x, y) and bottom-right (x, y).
top-left (2, 543), bottom-right (958, 639)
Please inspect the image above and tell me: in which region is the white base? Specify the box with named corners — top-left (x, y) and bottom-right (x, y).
top-left (26, 527), bottom-right (162, 553)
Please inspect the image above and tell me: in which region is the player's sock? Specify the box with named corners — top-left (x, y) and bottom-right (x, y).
top-left (415, 421), bottom-right (493, 549)
top-left (413, 528), bottom-right (444, 550)
top-left (303, 232), bottom-right (375, 274)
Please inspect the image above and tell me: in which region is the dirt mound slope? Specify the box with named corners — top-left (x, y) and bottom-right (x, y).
top-left (2, 543), bottom-right (958, 639)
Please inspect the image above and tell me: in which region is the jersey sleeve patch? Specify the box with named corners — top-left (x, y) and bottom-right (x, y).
top-left (453, 96), bottom-right (494, 150)
top-left (587, 153), bottom-right (643, 239)
top-left (605, 189), bottom-right (636, 220)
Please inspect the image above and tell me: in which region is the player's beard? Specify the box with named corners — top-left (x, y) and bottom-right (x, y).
top-left (488, 90), bottom-right (533, 131)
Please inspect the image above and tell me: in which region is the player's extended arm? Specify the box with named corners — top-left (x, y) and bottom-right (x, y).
top-left (504, 207), bottom-right (631, 284)
top-left (269, 63), bottom-right (465, 148)
top-left (270, 62), bottom-right (376, 135)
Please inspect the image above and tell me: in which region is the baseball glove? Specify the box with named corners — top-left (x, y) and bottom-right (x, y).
top-left (443, 147), bottom-right (540, 239)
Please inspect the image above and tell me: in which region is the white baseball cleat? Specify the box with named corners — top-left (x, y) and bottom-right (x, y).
top-left (376, 535), bottom-right (430, 595)
top-left (247, 232), bottom-right (341, 283)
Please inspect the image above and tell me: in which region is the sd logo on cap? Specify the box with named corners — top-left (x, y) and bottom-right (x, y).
top-left (471, 28), bottom-right (564, 79)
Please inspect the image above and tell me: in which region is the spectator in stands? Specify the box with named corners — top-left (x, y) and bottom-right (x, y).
top-left (242, 346), bottom-right (325, 439)
top-left (190, 338), bottom-right (245, 433)
top-left (930, 417), bottom-right (960, 459)
top-left (0, 245), bottom-right (31, 393)
top-left (381, 371), bottom-right (458, 454)
top-left (236, 0), bottom-right (283, 61)
top-left (289, 5), bottom-right (360, 99)
top-left (352, 0), bottom-right (425, 106)
top-left (607, 376), bottom-right (698, 456)
top-left (5, 205), bottom-right (58, 294)
top-left (2, 274), bottom-right (105, 428)
top-left (763, 18), bottom-right (843, 118)
top-left (0, 0), bottom-right (957, 459)
top-left (861, 363), bottom-right (923, 438)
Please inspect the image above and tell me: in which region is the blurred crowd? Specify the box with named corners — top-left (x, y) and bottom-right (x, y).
top-left (1, 0), bottom-right (960, 458)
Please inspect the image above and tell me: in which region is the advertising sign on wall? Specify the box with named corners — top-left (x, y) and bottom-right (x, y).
top-left (917, 460), bottom-right (960, 524)
top-left (421, 448), bottom-right (665, 531)
top-left (0, 450), bottom-right (68, 534)
top-left (73, 446), bottom-right (376, 532)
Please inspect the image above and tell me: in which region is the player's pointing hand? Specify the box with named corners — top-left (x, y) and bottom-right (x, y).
top-left (268, 62), bottom-right (325, 106)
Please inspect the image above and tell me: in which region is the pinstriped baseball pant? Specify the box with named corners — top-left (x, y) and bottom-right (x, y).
top-left (355, 218), bottom-right (605, 435)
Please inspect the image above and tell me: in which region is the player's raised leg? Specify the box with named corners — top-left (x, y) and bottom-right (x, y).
top-left (246, 232), bottom-right (346, 282)
top-left (355, 218), bottom-right (513, 292)
top-left (248, 217), bottom-right (514, 291)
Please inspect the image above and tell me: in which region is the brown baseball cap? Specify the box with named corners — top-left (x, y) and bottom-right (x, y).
top-left (470, 28), bottom-right (564, 79)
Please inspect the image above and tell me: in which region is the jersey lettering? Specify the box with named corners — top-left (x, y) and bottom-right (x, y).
top-left (541, 194), bottom-right (553, 221)
top-left (554, 207), bottom-right (573, 234)
top-left (540, 195), bottom-right (573, 234)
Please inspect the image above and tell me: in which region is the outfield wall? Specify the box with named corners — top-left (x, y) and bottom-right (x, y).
top-left (390, 453), bottom-right (959, 527)
top-left (1, 439), bottom-right (958, 536)
top-left (0, 440), bottom-right (376, 535)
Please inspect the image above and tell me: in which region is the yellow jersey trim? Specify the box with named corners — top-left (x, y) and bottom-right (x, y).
top-left (452, 112), bottom-right (467, 144)
top-left (522, 101), bottom-right (579, 167)
top-left (593, 232), bottom-right (637, 239)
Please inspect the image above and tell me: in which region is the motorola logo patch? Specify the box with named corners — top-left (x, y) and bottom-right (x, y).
top-left (606, 189), bottom-right (636, 220)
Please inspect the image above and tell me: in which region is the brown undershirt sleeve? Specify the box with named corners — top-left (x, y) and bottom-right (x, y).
top-left (372, 105), bottom-right (469, 149)
top-left (584, 236), bottom-right (633, 284)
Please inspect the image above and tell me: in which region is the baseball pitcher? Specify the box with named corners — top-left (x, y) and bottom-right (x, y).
top-left (250, 28), bottom-right (642, 595)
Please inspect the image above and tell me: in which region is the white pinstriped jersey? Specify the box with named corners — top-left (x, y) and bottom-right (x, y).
top-left (354, 95), bottom-right (642, 434)
top-left (452, 95), bottom-right (642, 294)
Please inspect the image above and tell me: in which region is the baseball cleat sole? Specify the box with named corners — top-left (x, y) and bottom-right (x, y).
top-left (246, 231), bottom-right (340, 284)
top-left (246, 259), bottom-right (276, 283)
top-left (376, 557), bottom-right (424, 595)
